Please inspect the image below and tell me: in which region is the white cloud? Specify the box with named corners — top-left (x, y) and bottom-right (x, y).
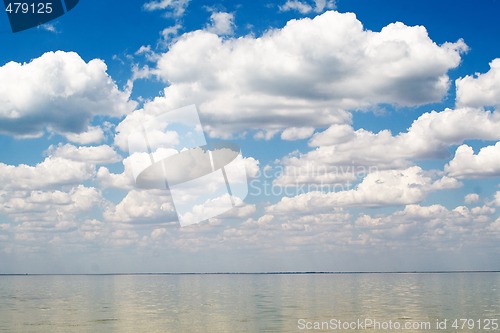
top-left (471, 205), bottom-right (495, 216)
top-left (62, 126), bottom-right (106, 144)
top-left (456, 58), bottom-right (500, 108)
top-left (215, 198), bottom-right (499, 255)
top-left (311, 108), bottom-right (500, 160)
top-left (97, 147), bottom-right (260, 191)
top-left (0, 143), bottom-right (121, 192)
top-left (151, 11), bottom-right (467, 137)
top-left (135, 45), bottom-right (152, 55)
top-left (0, 143), bottom-right (113, 245)
top-left (0, 185), bottom-right (103, 243)
top-left (113, 101), bottom-right (182, 152)
top-left (269, 166), bottom-right (458, 212)
top-left (280, 0), bottom-right (335, 14)
top-left (352, 204), bottom-right (498, 248)
top-left (0, 157), bottom-right (95, 191)
top-left (445, 142), bottom-right (500, 178)
top-left (47, 144), bottom-right (122, 164)
top-left (280, 0), bottom-right (313, 14)
top-left (154, 24), bottom-right (184, 48)
top-left (275, 108), bottom-right (500, 186)
top-left (103, 189), bottom-right (176, 223)
top-left (108, 229), bottom-right (141, 247)
top-left (179, 195), bottom-right (254, 226)
top-left (281, 127), bottom-right (315, 141)
top-left (401, 108), bottom-right (500, 155)
top-left (489, 217), bottom-right (500, 233)
top-left (495, 192), bottom-right (500, 207)
top-left (206, 12), bottom-right (235, 35)
top-left (79, 219), bottom-right (104, 241)
top-left (66, 185), bottom-right (103, 213)
top-left (244, 157), bottom-right (260, 178)
top-left (151, 227), bottom-right (168, 240)
top-left (143, 0), bottom-right (190, 17)
top-left (96, 165), bottom-right (134, 190)
top-left (40, 23), bottom-right (58, 33)
top-left (465, 193), bottom-right (480, 204)
top-left (0, 51), bottom-right (136, 138)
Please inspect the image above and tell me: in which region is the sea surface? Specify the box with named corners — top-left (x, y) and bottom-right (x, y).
top-left (0, 272), bottom-right (499, 332)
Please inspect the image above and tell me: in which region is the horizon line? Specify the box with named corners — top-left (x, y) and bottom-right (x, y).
top-left (1, 270), bottom-right (500, 276)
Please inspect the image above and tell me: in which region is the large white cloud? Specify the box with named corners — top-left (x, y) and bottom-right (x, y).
top-left (445, 142), bottom-right (500, 178)
top-left (0, 157), bottom-right (95, 191)
top-left (62, 126), bottom-right (106, 144)
top-left (147, 10), bottom-right (466, 137)
top-left (494, 192), bottom-right (500, 207)
top-left (0, 185), bottom-right (103, 243)
top-left (268, 166), bottom-right (459, 213)
top-left (456, 58), bottom-right (500, 108)
top-left (0, 51), bottom-right (136, 138)
top-left (275, 107), bottom-right (500, 186)
top-left (352, 203), bottom-right (497, 249)
top-left (0, 143), bottom-right (122, 191)
top-left (47, 144), bottom-right (122, 164)
top-left (179, 199), bottom-right (498, 254)
top-left (103, 189), bottom-right (176, 223)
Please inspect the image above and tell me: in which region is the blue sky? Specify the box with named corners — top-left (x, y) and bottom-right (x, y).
top-left (1, 0), bottom-right (500, 273)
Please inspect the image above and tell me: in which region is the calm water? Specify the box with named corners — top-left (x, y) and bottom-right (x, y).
top-left (0, 273), bottom-right (499, 332)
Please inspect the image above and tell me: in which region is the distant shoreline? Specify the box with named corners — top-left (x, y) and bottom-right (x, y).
top-left (1, 270), bottom-right (499, 276)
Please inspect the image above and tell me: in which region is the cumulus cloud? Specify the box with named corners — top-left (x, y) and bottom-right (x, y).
top-left (268, 166), bottom-right (459, 213)
top-left (96, 165), bottom-right (134, 190)
top-left (275, 107), bottom-right (500, 186)
top-left (206, 12), bottom-right (235, 35)
top-left (143, 0), bottom-right (190, 17)
top-left (62, 126), bottom-right (106, 144)
top-left (204, 199), bottom-right (498, 255)
top-left (456, 58), bottom-right (500, 108)
top-left (113, 100), bottom-right (185, 152)
top-left (149, 11), bottom-right (467, 137)
top-left (98, 148), bottom-right (259, 191)
top-left (0, 185), bottom-right (103, 244)
top-left (0, 51), bottom-right (136, 138)
top-left (47, 144), bottom-right (122, 164)
top-left (180, 196), bottom-right (255, 226)
top-left (0, 157), bottom-right (95, 191)
top-left (494, 192), bottom-right (500, 207)
top-left (103, 189), bottom-right (176, 223)
top-left (0, 142), bottom-right (122, 192)
top-left (464, 193), bottom-right (480, 204)
top-left (279, 0), bottom-right (335, 14)
top-left (281, 127), bottom-right (315, 141)
top-left (489, 217), bottom-right (500, 233)
top-left (352, 204), bottom-right (497, 248)
top-left (445, 142), bottom-right (500, 178)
